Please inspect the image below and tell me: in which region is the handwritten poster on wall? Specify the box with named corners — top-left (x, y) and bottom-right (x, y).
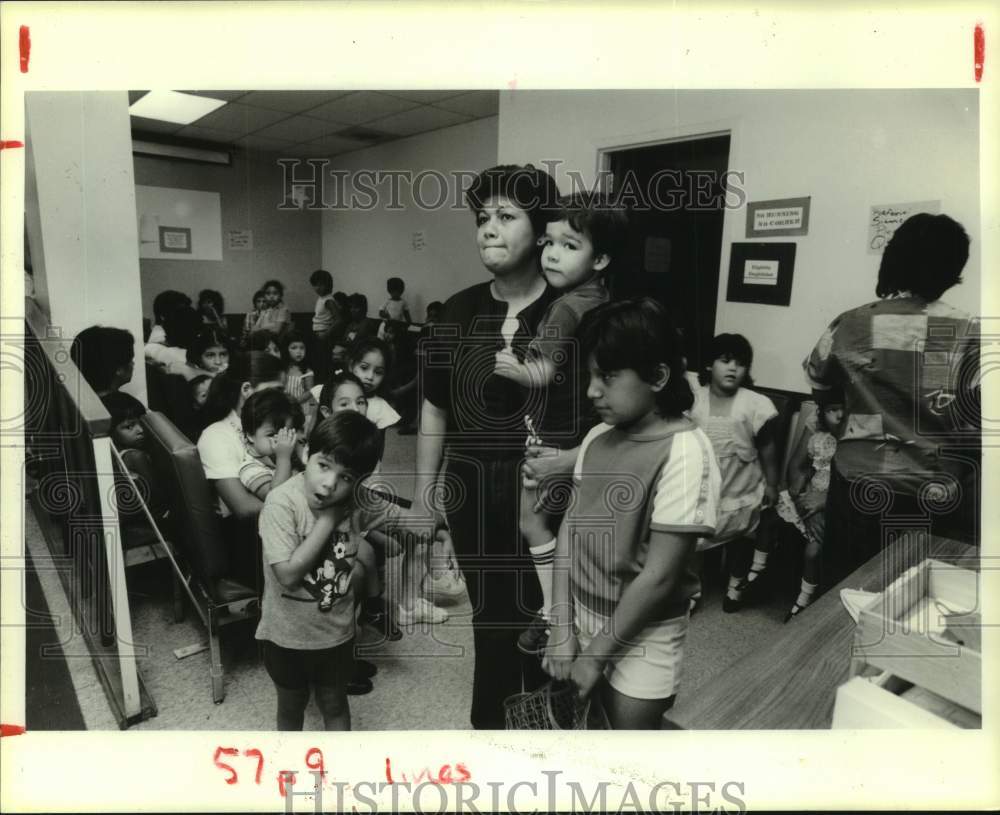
top-left (136, 185), bottom-right (223, 261)
top-left (867, 200), bottom-right (940, 254)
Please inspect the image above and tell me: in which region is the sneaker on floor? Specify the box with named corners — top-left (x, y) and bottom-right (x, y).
top-left (398, 597), bottom-right (449, 626)
top-left (422, 569), bottom-right (467, 603)
top-left (516, 612), bottom-right (550, 656)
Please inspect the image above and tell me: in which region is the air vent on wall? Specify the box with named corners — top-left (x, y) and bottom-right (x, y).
top-left (132, 136), bottom-right (232, 166)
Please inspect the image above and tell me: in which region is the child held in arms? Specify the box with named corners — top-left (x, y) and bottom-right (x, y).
top-left (493, 193), bottom-right (628, 656)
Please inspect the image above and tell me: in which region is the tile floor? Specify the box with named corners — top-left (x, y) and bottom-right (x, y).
top-left (27, 427), bottom-right (800, 731)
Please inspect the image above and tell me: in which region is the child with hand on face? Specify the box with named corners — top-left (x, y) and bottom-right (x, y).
top-left (238, 389), bottom-right (306, 500)
top-left (255, 411), bottom-right (452, 729)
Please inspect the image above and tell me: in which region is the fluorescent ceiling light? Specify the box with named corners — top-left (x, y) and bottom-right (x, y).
top-left (129, 90), bottom-right (226, 125)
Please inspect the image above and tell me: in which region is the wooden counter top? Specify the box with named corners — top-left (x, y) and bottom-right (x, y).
top-left (664, 535), bottom-right (977, 730)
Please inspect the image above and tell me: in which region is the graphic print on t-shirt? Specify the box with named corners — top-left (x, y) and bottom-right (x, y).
top-left (300, 529), bottom-right (353, 612)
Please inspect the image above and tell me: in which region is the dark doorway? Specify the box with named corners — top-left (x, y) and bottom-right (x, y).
top-left (607, 133), bottom-right (731, 373)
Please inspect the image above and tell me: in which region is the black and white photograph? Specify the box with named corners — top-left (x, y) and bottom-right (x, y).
top-left (1, 3), bottom-right (997, 813)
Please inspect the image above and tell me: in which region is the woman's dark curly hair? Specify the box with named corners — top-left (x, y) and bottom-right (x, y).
top-left (876, 213), bottom-right (969, 301)
top-left (465, 164), bottom-right (562, 237)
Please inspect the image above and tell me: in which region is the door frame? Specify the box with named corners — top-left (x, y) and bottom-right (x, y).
top-left (587, 116), bottom-right (742, 342)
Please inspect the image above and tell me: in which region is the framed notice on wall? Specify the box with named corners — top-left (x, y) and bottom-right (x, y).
top-left (746, 196), bottom-right (811, 237)
top-left (726, 242), bottom-right (796, 306)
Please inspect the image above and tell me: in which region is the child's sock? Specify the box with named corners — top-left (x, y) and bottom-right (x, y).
top-left (529, 538), bottom-right (556, 620)
top-left (746, 549), bottom-right (769, 583)
top-left (794, 579), bottom-right (817, 609)
top-left (726, 575), bottom-right (743, 601)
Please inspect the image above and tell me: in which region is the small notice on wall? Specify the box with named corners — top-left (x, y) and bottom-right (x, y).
top-left (744, 259), bottom-right (779, 286)
top-left (412, 230), bottom-right (426, 251)
top-left (867, 200), bottom-right (940, 254)
top-left (226, 229), bottom-right (253, 250)
top-left (746, 197), bottom-right (810, 237)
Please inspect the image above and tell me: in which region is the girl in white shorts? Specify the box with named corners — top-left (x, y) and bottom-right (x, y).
top-left (542, 299), bottom-right (721, 728)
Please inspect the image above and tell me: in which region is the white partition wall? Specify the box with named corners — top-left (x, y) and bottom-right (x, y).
top-left (25, 91), bottom-right (147, 403)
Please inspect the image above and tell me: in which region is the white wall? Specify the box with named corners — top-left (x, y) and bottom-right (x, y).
top-left (321, 117), bottom-right (498, 320)
top-left (25, 91), bottom-right (148, 402)
top-left (497, 90), bottom-right (980, 391)
top-left (135, 152), bottom-right (322, 318)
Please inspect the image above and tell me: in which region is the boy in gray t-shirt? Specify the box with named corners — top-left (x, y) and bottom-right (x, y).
top-left (255, 411), bottom-right (447, 730)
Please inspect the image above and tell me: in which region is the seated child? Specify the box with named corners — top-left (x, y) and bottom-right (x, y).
top-left (241, 289), bottom-right (266, 350)
top-left (249, 329), bottom-right (281, 359)
top-left (347, 338), bottom-right (401, 431)
top-left (253, 279), bottom-right (292, 338)
top-left (491, 193), bottom-right (627, 655)
top-left (689, 334), bottom-right (780, 613)
top-left (238, 389), bottom-right (306, 500)
top-left (542, 299), bottom-right (721, 729)
top-left (255, 411), bottom-right (450, 730)
top-left (198, 289), bottom-right (228, 332)
top-left (280, 331), bottom-right (316, 402)
top-left (101, 391), bottom-right (166, 528)
top-left (149, 290), bottom-right (191, 345)
top-left (780, 388), bottom-right (845, 620)
top-left (378, 276), bottom-right (412, 323)
top-left (180, 328), bottom-right (232, 380)
top-left (180, 373), bottom-right (213, 442)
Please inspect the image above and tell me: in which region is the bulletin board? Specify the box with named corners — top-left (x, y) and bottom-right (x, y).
top-left (136, 185), bottom-right (223, 260)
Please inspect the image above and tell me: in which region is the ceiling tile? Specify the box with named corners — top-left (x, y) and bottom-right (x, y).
top-left (238, 90), bottom-right (352, 113)
top-left (432, 91), bottom-right (499, 118)
top-left (292, 135), bottom-right (373, 158)
top-left (174, 125), bottom-right (242, 144)
top-left (252, 115), bottom-right (340, 142)
top-left (381, 90), bottom-right (468, 104)
top-left (368, 105), bottom-right (472, 136)
top-left (306, 91), bottom-right (421, 125)
top-left (129, 115), bottom-right (185, 135)
top-left (190, 102), bottom-right (288, 134)
top-left (180, 90), bottom-right (248, 101)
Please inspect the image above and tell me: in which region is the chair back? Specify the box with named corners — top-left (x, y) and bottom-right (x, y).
top-left (141, 410), bottom-right (230, 580)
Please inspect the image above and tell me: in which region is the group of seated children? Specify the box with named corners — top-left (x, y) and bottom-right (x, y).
top-left (143, 271), bottom-right (433, 447)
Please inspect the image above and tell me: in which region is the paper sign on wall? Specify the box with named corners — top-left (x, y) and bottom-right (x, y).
top-left (744, 259), bottom-right (780, 285)
top-left (227, 229), bottom-right (253, 250)
top-left (867, 200), bottom-right (940, 254)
